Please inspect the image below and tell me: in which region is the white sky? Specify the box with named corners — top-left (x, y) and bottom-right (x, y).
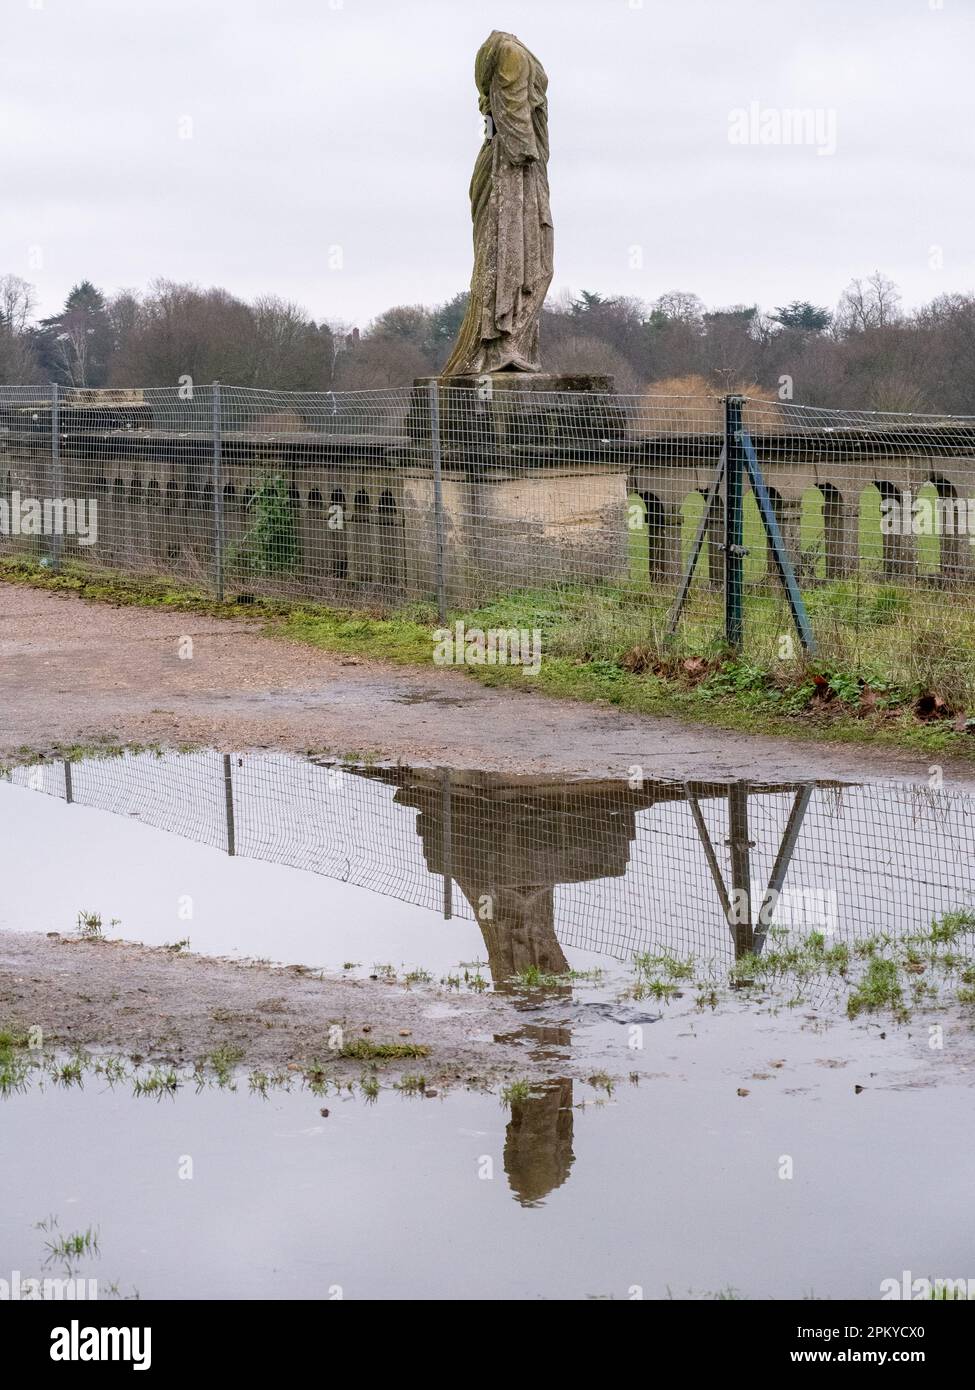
top-left (3, 0), bottom-right (973, 327)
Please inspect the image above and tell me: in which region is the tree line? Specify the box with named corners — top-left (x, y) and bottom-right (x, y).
top-left (2, 270), bottom-right (974, 413)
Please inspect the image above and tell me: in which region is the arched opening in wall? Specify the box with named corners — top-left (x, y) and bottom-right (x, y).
top-left (865, 480), bottom-right (918, 583)
top-left (93, 476), bottom-right (107, 493)
top-left (377, 489), bottom-right (400, 590)
top-left (353, 488), bottom-right (372, 582)
top-left (329, 487), bottom-right (348, 579)
top-left (112, 478), bottom-right (125, 501)
top-left (306, 488), bottom-right (324, 575)
top-left (125, 478), bottom-right (144, 558)
top-left (147, 479), bottom-right (161, 506)
top-left (218, 486), bottom-right (236, 558)
top-left (681, 490), bottom-right (704, 569)
top-left (797, 485), bottom-right (826, 582)
top-left (928, 476), bottom-right (960, 583)
top-left (859, 483), bottom-right (885, 575)
top-left (757, 487), bottom-right (807, 587)
top-left (680, 489), bottom-right (723, 590)
top-left (165, 479), bottom-right (179, 510)
top-left (762, 486), bottom-right (784, 585)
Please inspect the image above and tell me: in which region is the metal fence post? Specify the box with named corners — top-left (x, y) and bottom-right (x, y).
top-left (212, 381), bottom-right (224, 602)
top-left (724, 394), bottom-right (746, 647)
top-left (50, 382), bottom-right (62, 571)
top-left (428, 380), bottom-right (447, 625)
top-left (222, 752), bottom-right (236, 857)
top-left (727, 781), bottom-right (753, 958)
top-left (441, 765), bottom-right (453, 920)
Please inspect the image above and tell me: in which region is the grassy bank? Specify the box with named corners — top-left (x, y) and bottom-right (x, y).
top-left (3, 553), bottom-right (974, 760)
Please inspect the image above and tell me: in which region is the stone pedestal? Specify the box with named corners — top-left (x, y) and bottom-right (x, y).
top-left (409, 372), bottom-right (627, 461)
top-left (404, 372), bottom-right (630, 603)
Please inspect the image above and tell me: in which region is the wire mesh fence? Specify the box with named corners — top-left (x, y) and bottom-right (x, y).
top-left (2, 380), bottom-right (974, 694)
top-left (6, 750), bottom-right (975, 975)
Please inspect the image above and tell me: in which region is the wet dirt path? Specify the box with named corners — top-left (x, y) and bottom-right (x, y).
top-left (0, 930), bottom-right (545, 1086)
top-left (1, 582), bottom-right (967, 785)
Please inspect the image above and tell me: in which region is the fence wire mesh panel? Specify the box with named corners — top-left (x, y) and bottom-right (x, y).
top-left (7, 751), bottom-right (974, 976)
top-left (3, 382), bottom-right (975, 697)
top-left (726, 397), bottom-right (975, 695)
top-left (0, 384), bottom-right (62, 566)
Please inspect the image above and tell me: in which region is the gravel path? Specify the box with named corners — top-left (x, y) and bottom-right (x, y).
top-left (1, 581), bottom-right (967, 786)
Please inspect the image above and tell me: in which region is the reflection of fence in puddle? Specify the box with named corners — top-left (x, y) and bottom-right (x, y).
top-left (7, 751), bottom-right (975, 1209)
top-left (7, 752), bottom-right (975, 969)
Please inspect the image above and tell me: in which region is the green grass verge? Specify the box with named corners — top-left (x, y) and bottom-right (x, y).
top-left (2, 553), bottom-right (974, 761)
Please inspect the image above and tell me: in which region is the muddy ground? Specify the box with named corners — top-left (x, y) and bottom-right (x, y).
top-left (5, 581), bottom-right (975, 1083)
top-left (1, 582), bottom-right (971, 786)
top-left (0, 930), bottom-right (556, 1087)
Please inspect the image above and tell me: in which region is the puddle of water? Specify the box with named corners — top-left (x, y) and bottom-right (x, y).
top-left (2, 750), bottom-right (974, 1298)
top-left (391, 689), bottom-right (476, 707)
top-left (3, 751), bottom-right (973, 978)
top-left (4, 1064), bottom-right (974, 1300)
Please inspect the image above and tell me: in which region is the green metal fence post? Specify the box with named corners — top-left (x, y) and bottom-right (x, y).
top-left (50, 382), bottom-right (62, 571)
top-left (724, 394), bottom-right (746, 647)
top-left (212, 382), bottom-right (224, 602)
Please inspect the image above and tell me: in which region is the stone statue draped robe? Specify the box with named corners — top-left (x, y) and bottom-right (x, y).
top-left (442, 31), bottom-right (554, 375)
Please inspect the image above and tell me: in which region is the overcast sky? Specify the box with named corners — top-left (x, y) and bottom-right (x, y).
top-left (3, 0), bottom-right (973, 327)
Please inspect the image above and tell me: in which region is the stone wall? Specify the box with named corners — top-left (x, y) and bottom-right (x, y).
top-left (3, 397), bottom-right (975, 600)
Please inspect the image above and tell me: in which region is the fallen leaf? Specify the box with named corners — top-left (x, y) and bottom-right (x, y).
top-left (916, 691), bottom-right (953, 721)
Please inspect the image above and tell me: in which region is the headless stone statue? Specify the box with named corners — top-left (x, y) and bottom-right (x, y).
top-left (442, 31), bottom-right (554, 375)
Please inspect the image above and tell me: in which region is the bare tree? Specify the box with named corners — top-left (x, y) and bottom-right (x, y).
top-left (4, 266), bottom-right (973, 410)
top-left (836, 272), bottom-right (902, 333)
top-left (0, 274), bottom-right (42, 383)
top-left (546, 332), bottom-right (640, 393)
top-left (651, 290), bottom-right (705, 326)
top-left (0, 275), bottom-right (36, 334)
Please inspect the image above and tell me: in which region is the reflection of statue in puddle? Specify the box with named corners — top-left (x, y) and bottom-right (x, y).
top-left (357, 767), bottom-right (819, 1203)
top-left (379, 770), bottom-right (646, 1205)
top-left (358, 767), bottom-right (816, 970)
top-left (479, 884), bottom-right (569, 983)
top-left (389, 769), bottom-right (642, 983)
top-left (40, 752), bottom-right (830, 1205)
top-left (504, 1078), bottom-right (574, 1207)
